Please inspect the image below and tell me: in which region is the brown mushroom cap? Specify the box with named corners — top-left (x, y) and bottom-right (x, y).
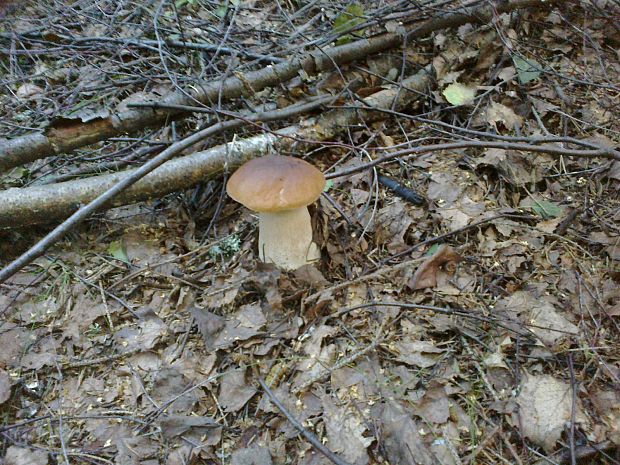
top-left (226, 155), bottom-right (325, 212)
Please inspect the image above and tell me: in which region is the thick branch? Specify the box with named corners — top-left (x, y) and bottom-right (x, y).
top-left (0, 0), bottom-right (554, 172)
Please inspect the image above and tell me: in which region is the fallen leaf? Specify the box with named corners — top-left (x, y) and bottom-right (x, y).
top-left (410, 381), bottom-right (450, 424)
top-left (108, 240), bottom-right (129, 263)
top-left (477, 149), bottom-right (542, 187)
top-left (165, 444), bottom-right (199, 465)
top-left (114, 436), bottom-right (158, 465)
top-left (331, 357), bottom-right (381, 400)
top-left (83, 416), bottom-right (133, 448)
top-left (427, 172), bottom-right (464, 206)
top-left (408, 245), bottom-right (462, 290)
top-left (530, 97), bottom-right (558, 116)
top-left (245, 264), bottom-right (282, 309)
top-left (529, 199), bottom-right (563, 219)
top-left (394, 340), bottom-right (444, 368)
top-left (292, 325), bottom-right (338, 390)
top-left (20, 336), bottom-right (59, 370)
top-left (231, 446), bottom-right (273, 465)
top-left (608, 161), bottom-right (620, 181)
top-left (15, 83), bottom-right (44, 99)
top-left (528, 302), bottom-right (578, 346)
top-left (293, 264), bottom-right (328, 288)
top-left (322, 396), bottom-right (371, 464)
top-left (0, 368), bottom-right (11, 404)
top-left (201, 273), bottom-right (244, 308)
top-left (374, 200), bottom-right (414, 253)
top-left (113, 307), bottom-right (168, 352)
top-left (373, 401), bottom-right (436, 465)
top-left (485, 101), bottom-right (523, 131)
top-left (590, 388), bottom-right (620, 445)
top-left (442, 82), bottom-right (476, 106)
top-left (190, 307), bottom-right (225, 351)
top-left (213, 303), bottom-right (267, 350)
top-left (494, 290), bottom-right (578, 346)
top-left (218, 368), bottom-right (257, 413)
top-left (513, 55), bottom-right (541, 84)
top-left (332, 3), bottom-right (365, 45)
top-left (151, 367), bottom-right (200, 414)
top-left (254, 317), bottom-right (301, 356)
top-left (498, 66), bottom-right (516, 82)
top-left (589, 231), bottom-right (620, 261)
top-left (515, 373), bottom-right (588, 452)
top-left (159, 414), bottom-right (220, 439)
top-left (4, 446), bottom-right (48, 465)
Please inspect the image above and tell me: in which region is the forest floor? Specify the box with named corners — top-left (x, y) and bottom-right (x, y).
top-left (0, 1), bottom-right (619, 464)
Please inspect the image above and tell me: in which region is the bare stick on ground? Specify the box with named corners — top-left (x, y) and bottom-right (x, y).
top-left (258, 377), bottom-right (354, 465)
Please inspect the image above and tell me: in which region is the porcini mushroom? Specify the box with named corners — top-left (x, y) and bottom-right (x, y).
top-left (226, 155), bottom-right (325, 270)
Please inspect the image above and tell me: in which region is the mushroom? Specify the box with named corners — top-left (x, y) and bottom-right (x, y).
top-left (226, 155), bottom-right (325, 270)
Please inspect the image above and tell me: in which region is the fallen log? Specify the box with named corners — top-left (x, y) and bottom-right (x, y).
top-left (0, 0), bottom-right (555, 173)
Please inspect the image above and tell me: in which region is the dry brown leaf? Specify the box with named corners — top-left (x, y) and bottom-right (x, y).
top-left (0, 323), bottom-right (30, 369)
top-left (331, 357), bottom-right (382, 400)
top-left (322, 396), bottom-right (371, 465)
top-left (201, 274), bottom-right (244, 308)
top-left (190, 307), bottom-right (225, 351)
top-left (589, 231), bottom-right (620, 261)
top-left (590, 388), bottom-right (620, 445)
top-left (231, 446), bottom-right (273, 465)
top-left (374, 200), bottom-right (414, 254)
top-left (213, 303), bottom-right (267, 350)
top-left (4, 446), bottom-right (49, 465)
top-left (426, 172), bottom-right (464, 206)
top-left (113, 307), bottom-right (168, 352)
top-left (293, 264), bottom-right (328, 288)
top-left (608, 161), bottom-right (620, 181)
top-left (515, 373), bottom-right (589, 452)
top-left (0, 368), bottom-right (10, 404)
top-left (218, 368), bottom-right (257, 413)
top-left (407, 245), bottom-right (462, 290)
top-left (374, 401), bottom-right (436, 465)
top-left (494, 290), bottom-right (578, 346)
top-left (20, 337), bottom-right (60, 371)
top-left (254, 317), bottom-right (301, 356)
top-left (292, 325), bottom-right (338, 390)
top-left (15, 83), bottom-right (44, 99)
top-left (151, 367), bottom-right (200, 414)
top-left (485, 101), bottom-right (524, 131)
top-left (245, 265), bottom-right (282, 309)
top-left (477, 149), bottom-right (541, 187)
top-left (410, 381), bottom-right (450, 424)
top-left (394, 340), bottom-right (444, 368)
top-left (115, 436), bottom-right (159, 465)
top-left (159, 415), bottom-right (220, 439)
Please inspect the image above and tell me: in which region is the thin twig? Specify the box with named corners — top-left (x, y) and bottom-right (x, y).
top-left (567, 354), bottom-right (577, 465)
top-left (325, 140), bottom-right (620, 181)
top-left (303, 256), bottom-right (425, 304)
top-left (258, 378), bottom-right (354, 465)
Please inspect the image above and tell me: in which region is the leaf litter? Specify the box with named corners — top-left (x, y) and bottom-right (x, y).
top-left (1, 2), bottom-right (620, 465)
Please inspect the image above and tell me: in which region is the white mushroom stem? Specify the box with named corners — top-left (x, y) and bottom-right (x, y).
top-left (258, 207), bottom-right (320, 270)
